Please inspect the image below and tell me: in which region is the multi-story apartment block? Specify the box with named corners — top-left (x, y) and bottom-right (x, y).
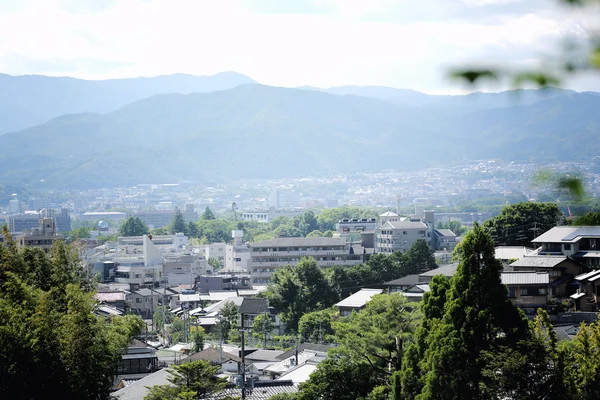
top-left (249, 237), bottom-right (364, 284)
top-left (9, 212), bottom-right (41, 233)
top-left (375, 218), bottom-right (433, 253)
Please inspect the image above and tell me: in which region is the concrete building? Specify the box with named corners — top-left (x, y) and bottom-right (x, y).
top-left (224, 230), bottom-right (251, 272)
top-left (375, 210), bottom-right (436, 253)
top-left (53, 208), bottom-right (71, 232)
top-left (269, 189), bottom-right (300, 209)
top-left (9, 212), bottom-right (40, 233)
top-left (241, 209), bottom-right (304, 223)
top-left (135, 205), bottom-right (197, 229)
top-left (16, 217), bottom-right (61, 253)
top-left (196, 275), bottom-right (252, 293)
top-left (531, 226), bottom-right (600, 268)
top-left (249, 237), bottom-right (364, 284)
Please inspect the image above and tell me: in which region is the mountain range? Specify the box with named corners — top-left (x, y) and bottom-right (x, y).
top-left (0, 72), bottom-right (598, 188)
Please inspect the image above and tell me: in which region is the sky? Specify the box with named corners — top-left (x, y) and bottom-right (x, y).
top-left (0, 0), bottom-right (597, 94)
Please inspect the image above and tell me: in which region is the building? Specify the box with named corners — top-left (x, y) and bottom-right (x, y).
top-left (432, 229), bottom-right (457, 251)
top-left (224, 230), bottom-right (251, 272)
top-left (53, 208), bottom-right (71, 232)
top-left (8, 212), bottom-right (40, 233)
top-left (81, 211), bottom-right (128, 222)
top-left (16, 218), bottom-right (61, 253)
top-left (242, 209), bottom-right (304, 223)
top-left (531, 226), bottom-right (600, 268)
top-left (249, 237), bottom-right (364, 284)
top-left (196, 275), bottom-right (252, 293)
top-left (269, 189), bottom-right (300, 209)
top-left (375, 210), bottom-right (436, 254)
top-left (135, 205), bottom-right (198, 229)
top-left (335, 288), bottom-right (383, 316)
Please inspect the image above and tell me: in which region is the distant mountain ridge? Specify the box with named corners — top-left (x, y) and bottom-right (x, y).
top-left (0, 82), bottom-right (598, 188)
top-left (0, 71), bottom-right (257, 134)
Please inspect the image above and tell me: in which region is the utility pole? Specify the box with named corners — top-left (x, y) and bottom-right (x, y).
top-left (151, 268), bottom-right (155, 331)
top-left (240, 312), bottom-right (246, 400)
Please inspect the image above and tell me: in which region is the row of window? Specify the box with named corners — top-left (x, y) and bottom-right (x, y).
top-left (254, 246), bottom-right (344, 252)
top-left (507, 287), bottom-right (548, 297)
top-left (379, 230), bottom-right (426, 235)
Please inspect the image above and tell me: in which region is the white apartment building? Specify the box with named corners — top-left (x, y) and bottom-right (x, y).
top-left (375, 211), bottom-right (435, 253)
top-left (249, 237), bottom-right (364, 284)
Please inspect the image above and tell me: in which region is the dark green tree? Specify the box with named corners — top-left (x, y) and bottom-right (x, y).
top-left (400, 274), bottom-right (451, 399)
top-left (144, 360), bottom-right (227, 400)
top-left (333, 293), bottom-right (419, 381)
top-left (0, 231), bottom-right (144, 400)
top-left (401, 238), bottom-right (437, 275)
top-left (265, 257), bottom-right (337, 332)
top-left (170, 208), bottom-right (188, 234)
top-left (483, 202), bottom-right (565, 246)
top-left (419, 223), bottom-right (529, 400)
top-left (186, 221), bottom-right (199, 238)
top-left (252, 313), bottom-right (274, 348)
top-left (298, 356), bottom-right (381, 400)
top-left (217, 301), bottom-right (239, 341)
top-left (202, 206), bottom-right (216, 220)
top-left (574, 211), bottom-right (600, 226)
top-left (298, 308), bottom-right (337, 344)
top-left (119, 216), bottom-right (150, 237)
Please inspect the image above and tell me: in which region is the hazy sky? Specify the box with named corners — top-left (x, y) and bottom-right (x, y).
top-left (0, 0), bottom-right (597, 93)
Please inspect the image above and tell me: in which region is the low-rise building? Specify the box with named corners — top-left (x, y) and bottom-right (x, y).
top-left (249, 237), bottom-right (364, 284)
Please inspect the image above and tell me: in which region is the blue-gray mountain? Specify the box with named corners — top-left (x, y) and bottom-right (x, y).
top-left (0, 71), bottom-right (257, 134)
top-left (0, 82), bottom-right (597, 188)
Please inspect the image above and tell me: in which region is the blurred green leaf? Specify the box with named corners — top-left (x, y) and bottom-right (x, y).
top-left (513, 72), bottom-right (561, 88)
top-left (558, 176), bottom-right (585, 200)
top-left (449, 69), bottom-right (498, 84)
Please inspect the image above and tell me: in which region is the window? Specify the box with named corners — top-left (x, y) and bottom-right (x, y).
top-left (507, 287), bottom-right (516, 298)
top-left (564, 243), bottom-right (571, 251)
top-left (403, 231), bottom-right (407, 235)
top-left (136, 298), bottom-right (142, 304)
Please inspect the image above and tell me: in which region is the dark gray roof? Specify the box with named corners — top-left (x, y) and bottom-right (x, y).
top-left (113, 368), bottom-right (172, 400)
top-left (383, 274), bottom-right (420, 287)
top-left (245, 349), bottom-right (286, 362)
top-left (206, 381), bottom-right (297, 399)
top-left (184, 347), bottom-right (241, 363)
top-left (510, 256), bottom-right (568, 268)
top-left (250, 237), bottom-right (347, 247)
top-left (419, 263), bottom-right (459, 277)
top-left (239, 298), bottom-right (269, 315)
top-left (276, 343), bottom-right (334, 360)
top-left (434, 229), bottom-right (456, 237)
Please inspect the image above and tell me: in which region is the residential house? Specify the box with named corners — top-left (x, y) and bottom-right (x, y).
top-left (502, 271), bottom-right (551, 315)
top-left (335, 288), bottom-right (383, 316)
top-left (383, 274), bottom-right (420, 293)
top-left (531, 226), bottom-right (600, 268)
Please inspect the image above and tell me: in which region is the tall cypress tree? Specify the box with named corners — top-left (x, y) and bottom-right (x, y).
top-left (419, 223), bottom-right (528, 400)
top-left (170, 208), bottom-right (188, 235)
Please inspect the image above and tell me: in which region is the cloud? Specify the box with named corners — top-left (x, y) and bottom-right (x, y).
top-left (0, 0), bottom-right (596, 93)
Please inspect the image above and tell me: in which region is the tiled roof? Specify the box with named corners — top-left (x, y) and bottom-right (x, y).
top-left (501, 272), bottom-right (549, 285)
top-left (207, 382), bottom-right (298, 399)
top-left (419, 263), bottom-right (459, 277)
top-left (183, 347), bottom-right (241, 363)
top-left (510, 256), bottom-right (568, 268)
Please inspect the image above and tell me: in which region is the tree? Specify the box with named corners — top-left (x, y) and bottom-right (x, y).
top-left (144, 360), bottom-right (227, 400)
top-left (401, 238), bottom-right (437, 275)
top-left (202, 206), bottom-right (216, 220)
top-left (187, 221), bottom-right (199, 238)
top-left (265, 258), bottom-right (337, 332)
top-left (192, 328), bottom-right (205, 352)
top-left (333, 293), bottom-right (419, 381)
top-left (170, 207), bottom-right (188, 235)
top-left (0, 232), bottom-right (144, 399)
top-left (217, 301), bottom-right (239, 342)
top-left (400, 274), bottom-right (451, 399)
top-left (574, 211), bottom-right (600, 226)
top-left (419, 223), bottom-right (529, 400)
top-left (119, 216), bottom-right (149, 237)
top-left (207, 257), bottom-right (222, 272)
top-left (483, 202), bottom-right (565, 247)
top-left (298, 308), bottom-right (336, 344)
top-left (252, 313), bottom-right (274, 348)
top-left (298, 356), bottom-right (382, 400)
